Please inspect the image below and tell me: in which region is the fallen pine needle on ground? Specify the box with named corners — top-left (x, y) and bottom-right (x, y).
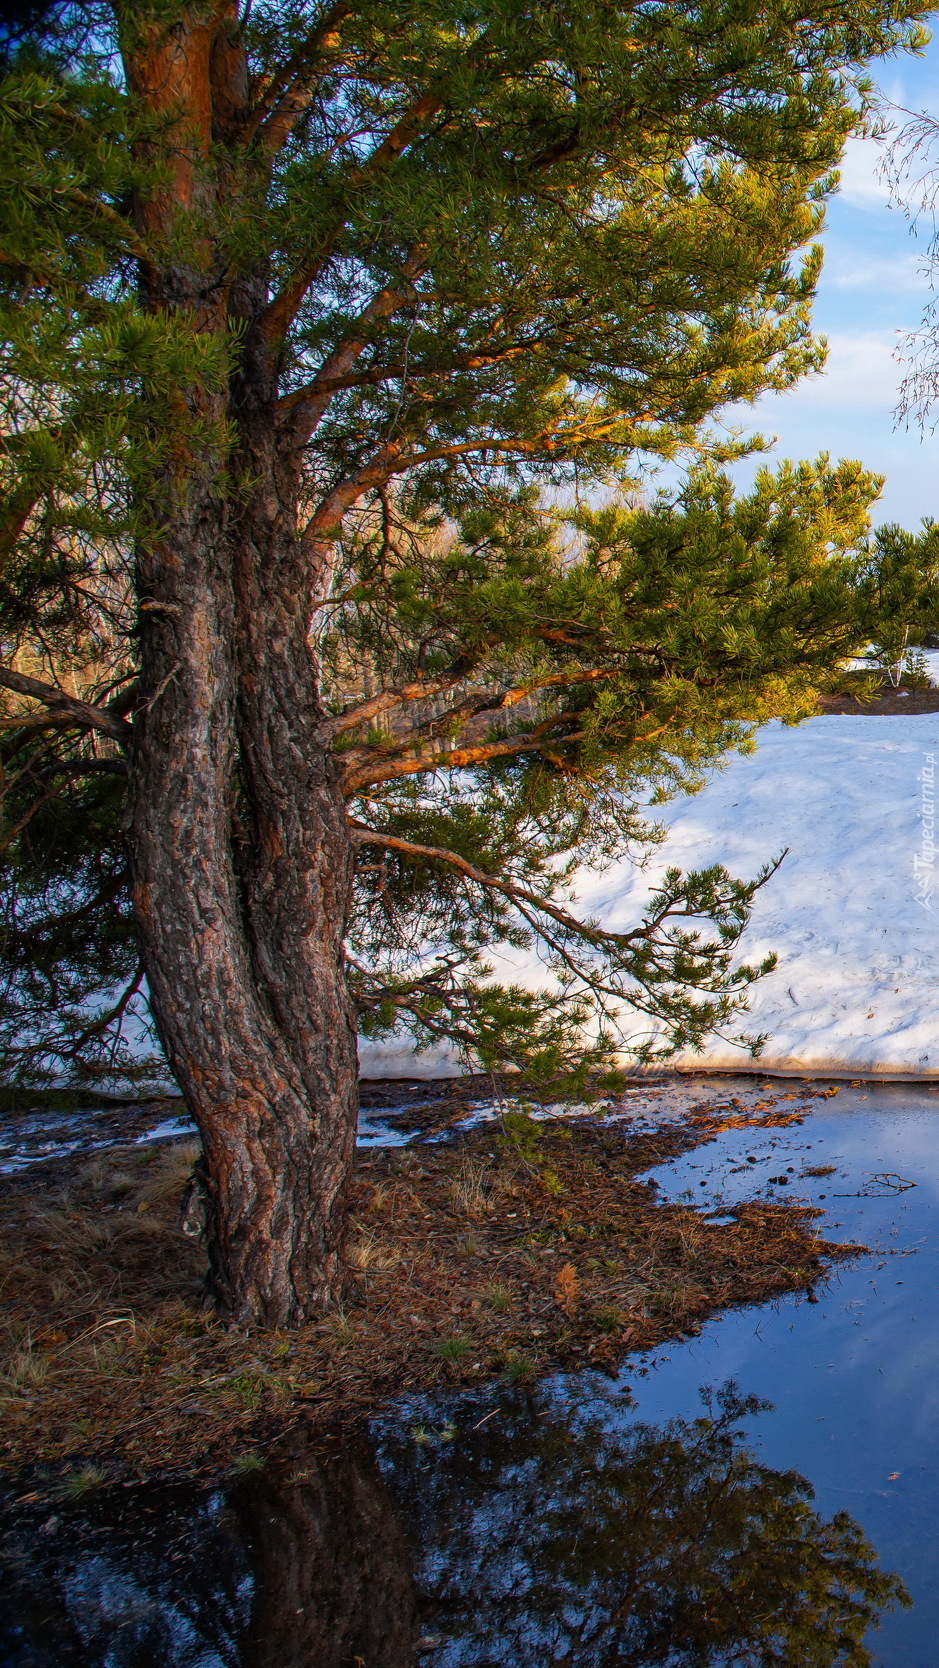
top-left (0, 1104), bottom-right (858, 1491)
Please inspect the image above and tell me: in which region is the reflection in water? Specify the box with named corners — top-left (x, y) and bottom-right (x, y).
top-left (376, 1382), bottom-right (908, 1665)
top-left (0, 1476), bottom-right (251, 1667)
top-left (0, 1438), bottom-right (415, 1668)
top-left (231, 1434), bottom-right (416, 1667)
top-left (0, 1384), bottom-right (906, 1667)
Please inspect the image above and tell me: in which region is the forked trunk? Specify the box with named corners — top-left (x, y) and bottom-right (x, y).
top-left (120, 10), bottom-right (360, 1328)
top-left (128, 437), bottom-right (358, 1327)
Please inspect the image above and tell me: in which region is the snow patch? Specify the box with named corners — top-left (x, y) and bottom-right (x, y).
top-left (360, 716), bottom-right (939, 1079)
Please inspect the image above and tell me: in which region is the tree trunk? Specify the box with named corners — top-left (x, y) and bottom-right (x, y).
top-left (120, 12), bottom-right (359, 1328)
top-left (127, 397), bottom-right (358, 1328)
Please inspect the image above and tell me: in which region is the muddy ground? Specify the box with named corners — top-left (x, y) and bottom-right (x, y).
top-left (0, 1079), bottom-right (858, 1495)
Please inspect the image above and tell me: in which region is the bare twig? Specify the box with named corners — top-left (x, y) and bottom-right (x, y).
top-left (0, 667), bottom-right (132, 748)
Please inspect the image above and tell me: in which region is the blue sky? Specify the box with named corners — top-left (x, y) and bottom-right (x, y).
top-left (716, 31), bottom-right (939, 530)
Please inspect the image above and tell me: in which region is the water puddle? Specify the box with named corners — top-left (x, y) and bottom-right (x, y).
top-left (6, 1080), bottom-right (939, 1663)
top-left (0, 1071), bottom-right (750, 1169)
top-left (0, 1101), bottom-right (198, 1174)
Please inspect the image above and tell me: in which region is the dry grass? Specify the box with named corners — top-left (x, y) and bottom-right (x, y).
top-left (447, 1154), bottom-right (507, 1219)
top-left (132, 1140), bottom-right (202, 1208)
top-left (482, 1281), bottom-right (513, 1313)
top-left (0, 1107), bottom-right (859, 1486)
top-left (1, 1335), bottom-right (49, 1393)
top-left (345, 1228), bottom-right (400, 1273)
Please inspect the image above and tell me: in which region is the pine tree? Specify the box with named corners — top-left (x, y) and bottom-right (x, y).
top-left (1, 0), bottom-right (935, 1324)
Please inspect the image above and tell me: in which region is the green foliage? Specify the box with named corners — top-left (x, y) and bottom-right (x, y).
top-left (346, 463), bottom-right (938, 1075)
top-left (431, 1334), bottom-right (475, 1365)
top-left (59, 1463), bottom-right (107, 1498)
top-left (852, 519), bottom-right (939, 679)
top-left (0, 64), bottom-right (230, 647)
top-left (498, 1108), bottom-right (545, 1166)
top-left (0, 767), bottom-right (149, 1083)
top-left (0, 1), bottom-right (937, 1089)
top-left (496, 1106), bottom-right (564, 1193)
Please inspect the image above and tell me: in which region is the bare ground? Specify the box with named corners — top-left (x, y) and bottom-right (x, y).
top-left (0, 1088), bottom-right (857, 1492)
top-left (817, 678), bottom-right (939, 715)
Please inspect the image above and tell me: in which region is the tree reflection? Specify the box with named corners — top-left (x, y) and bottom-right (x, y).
top-left (377, 1382), bottom-right (910, 1666)
top-left (0, 1438), bottom-right (416, 1667)
top-left (229, 1434), bottom-right (417, 1667)
top-left (0, 1385), bottom-right (909, 1666)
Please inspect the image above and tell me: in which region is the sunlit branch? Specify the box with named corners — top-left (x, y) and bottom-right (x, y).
top-left (260, 89), bottom-right (444, 344)
top-left (317, 657), bottom-right (480, 739)
top-left (278, 334), bottom-right (542, 417)
top-left (300, 422), bottom-right (601, 557)
top-left (397, 668), bottom-right (627, 745)
top-left (241, 0), bottom-right (354, 152)
top-left (278, 249), bottom-right (427, 444)
top-left (341, 720), bottom-right (587, 793)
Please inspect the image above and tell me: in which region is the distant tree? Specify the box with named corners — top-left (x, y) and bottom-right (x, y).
top-left (0, 0), bottom-right (934, 1324)
top-left (885, 97), bottom-right (939, 429)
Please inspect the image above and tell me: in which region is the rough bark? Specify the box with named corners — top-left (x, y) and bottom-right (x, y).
top-left (122, 10), bottom-right (359, 1327)
top-left (128, 467), bottom-right (358, 1325)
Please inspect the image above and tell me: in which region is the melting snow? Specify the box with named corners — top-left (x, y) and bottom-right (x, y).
top-left (359, 715), bottom-right (939, 1080)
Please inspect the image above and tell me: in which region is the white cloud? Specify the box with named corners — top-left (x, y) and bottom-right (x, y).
top-left (826, 250), bottom-right (926, 292)
top-left (834, 111), bottom-right (939, 221)
top-left (718, 328), bottom-right (939, 525)
top-left (835, 134), bottom-right (893, 211)
top-left (753, 330), bottom-right (902, 416)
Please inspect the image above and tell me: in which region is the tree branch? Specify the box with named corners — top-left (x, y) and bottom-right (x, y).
top-left (317, 658), bottom-right (480, 740)
top-left (0, 487), bottom-right (44, 571)
top-left (341, 721), bottom-right (586, 794)
top-left (278, 332), bottom-right (538, 422)
top-left (0, 667), bottom-right (132, 748)
top-left (278, 248), bottom-right (426, 444)
top-left (58, 961), bottom-right (145, 1060)
top-left (2, 866), bottom-right (130, 945)
top-left (241, 0), bottom-right (353, 152)
top-left (301, 425), bottom-right (569, 556)
top-left (398, 667), bottom-right (623, 743)
top-left (301, 439), bottom-right (405, 550)
top-left (351, 964), bottom-right (528, 1065)
top-left (65, 186), bottom-right (153, 266)
top-left (33, 758), bottom-right (129, 780)
top-left (350, 823), bottom-right (627, 946)
top-left (326, 665), bottom-right (623, 759)
top-left (261, 84), bottom-right (444, 344)
top-left (257, 17), bottom-right (505, 349)
top-left (0, 420), bottom-right (81, 575)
